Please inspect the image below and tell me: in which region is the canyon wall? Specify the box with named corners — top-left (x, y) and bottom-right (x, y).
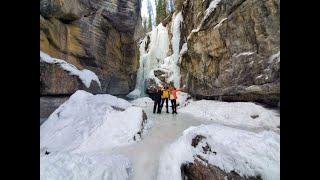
top-left (179, 0), bottom-right (280, 106)
top-left (40, 0), bottom-right (143, 96)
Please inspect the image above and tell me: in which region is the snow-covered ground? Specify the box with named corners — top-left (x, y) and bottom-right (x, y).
top-left (40, 51), bottom-right (101, 88)
top-left (158, 123), bottom-right (280, 180)
top-left (179, 100), bottom-right (280, 130)
top-left (41, 90), bottom-right (280, 180)
top-left (40, 152), bottom-right (131, 180)
top-left (131, 97), bottom-right (154, 107)
top-left (104, 107), bottom-right (211, 180)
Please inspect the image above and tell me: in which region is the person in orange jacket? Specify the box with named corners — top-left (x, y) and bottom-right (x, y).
top-left (169, 86), bottom-right (184, 114)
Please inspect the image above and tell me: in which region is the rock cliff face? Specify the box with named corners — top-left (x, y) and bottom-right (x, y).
top-left (40, 0), bottom-right (143, 96)
top-left (179, 0), bottom-right (280, 106)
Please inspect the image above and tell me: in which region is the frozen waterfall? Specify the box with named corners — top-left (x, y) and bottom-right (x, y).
top-left (127, 12), bottom-right (183, 99)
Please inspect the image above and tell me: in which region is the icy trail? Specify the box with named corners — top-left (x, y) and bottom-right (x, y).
top-left (105, 107), bottom-right (210, 180)
top-left (103, 105), bottom-right (278, 180)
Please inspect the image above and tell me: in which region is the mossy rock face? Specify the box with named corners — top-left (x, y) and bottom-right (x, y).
top-left (40, 0), bottom-right (142, 96)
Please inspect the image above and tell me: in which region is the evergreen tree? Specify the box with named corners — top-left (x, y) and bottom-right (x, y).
top-left (147, 0), bottom-right (154, 28)
top-left (148, 13), bottom-right (152, 31)
top-left (174, 0), bottom-right (183, 11)
top-left (156, 0), bottom-right (161, 25)
top-left (163, 0), bottom-right (167, 16)
top-left (156, 0), bottom-right (168, 25)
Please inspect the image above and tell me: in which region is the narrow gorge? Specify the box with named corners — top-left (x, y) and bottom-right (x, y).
top-left (40, 0), bottom-right (280, 179)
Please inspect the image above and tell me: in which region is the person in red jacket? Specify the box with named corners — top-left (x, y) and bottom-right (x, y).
top-left (169, 86), bottom-right (184, 114)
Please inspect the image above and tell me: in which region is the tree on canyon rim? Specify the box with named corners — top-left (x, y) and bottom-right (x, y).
top-left (156, 0), bottom-right (168, 25)
top-left (148, 13), bottom-right (152, 31)
top-left (174, 0), bottom-right (184, 11)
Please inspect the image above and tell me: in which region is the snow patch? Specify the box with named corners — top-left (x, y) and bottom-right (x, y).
top-left (187, 0), bottom-right (222, 39)
top-left (255, 74), bottom-right (264, 79)
top-left (268, 51), bottom-right (280, 64)
top-left (246, 85), bottom-right (263, 92)
top-left (204, 0), bottom-right (223, 21)
top-left (40, 51), bottom-right (101, 88)
top-left (158, 124), bottom-right (280, 180)
top-left (180, 43), bottom-right (188, 56)
top-left (214, 18), bottom-right (228, 29)
top-left (234, 51), bottom-right (255, 58)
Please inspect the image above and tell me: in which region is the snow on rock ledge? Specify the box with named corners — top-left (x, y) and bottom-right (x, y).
top-left (158, 124), bottom-right (280, 180)
top-left (179, 100), bottom-right (279, 129)
top-left (40, 51), bottom-right (101, 88)
top-left (40, 90), bottom-right (147, 153)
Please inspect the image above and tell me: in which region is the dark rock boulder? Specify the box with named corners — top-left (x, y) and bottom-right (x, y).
top-left (180, 134), bottom-right (262, 180)
top-left (181, 159), bottom-right (262, 180)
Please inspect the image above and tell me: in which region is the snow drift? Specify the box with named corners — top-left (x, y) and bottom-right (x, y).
top-left (158, 124), bottom-right (280, 180)
top-left (179, 100), bottom-right (280, 129)
top-left (40, 90), bottom-right (146, 153)
top-left (40, 90), bottom-right (149, 180)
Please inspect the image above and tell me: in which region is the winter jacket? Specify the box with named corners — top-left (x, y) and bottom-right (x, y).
top-left (149, 92), bottom-right (155, 101)
top-left (161, 89), bottom-right (170, 99)
top-left (169, 88), bottom-right (182, 100)
top-left (154, 90), bottom-right (162, 101)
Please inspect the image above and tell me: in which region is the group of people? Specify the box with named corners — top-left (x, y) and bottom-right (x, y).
top-left (147, 85), bottom-right (183, 114)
